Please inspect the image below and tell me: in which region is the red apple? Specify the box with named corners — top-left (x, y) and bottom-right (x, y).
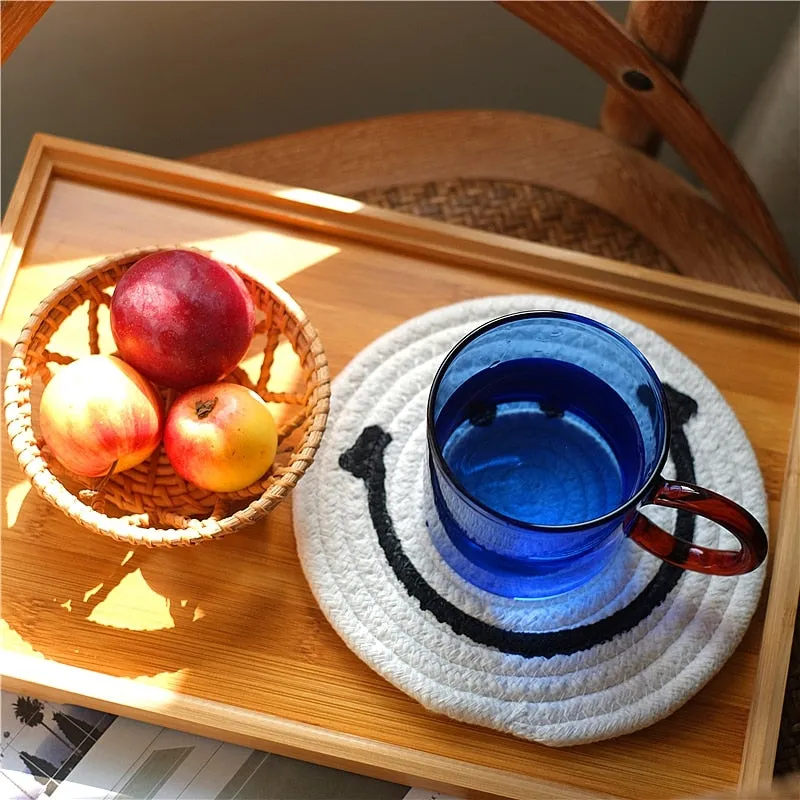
top-left (39, 355), bottom-right (164, 478)
top-left (110, 249), bottom-right (255, 390)
top-left (165, 383), bottom-right (278, 493)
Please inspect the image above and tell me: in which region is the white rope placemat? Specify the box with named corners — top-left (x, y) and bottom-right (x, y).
top-left (293, 295), bottom-right (767, 746)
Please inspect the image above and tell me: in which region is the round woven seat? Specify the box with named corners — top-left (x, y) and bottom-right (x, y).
top-left (353, 177), bottom-right (674, 272)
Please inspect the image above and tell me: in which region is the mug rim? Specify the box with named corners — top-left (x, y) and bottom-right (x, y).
top-left (426, 310), bottom-right (671, 533)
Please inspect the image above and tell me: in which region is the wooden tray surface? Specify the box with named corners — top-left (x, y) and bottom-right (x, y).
top-left (1, 135), bottom-right (798, 800)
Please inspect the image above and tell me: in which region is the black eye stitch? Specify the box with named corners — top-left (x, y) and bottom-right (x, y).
top-left (468, 402), bottom-right (497, 427)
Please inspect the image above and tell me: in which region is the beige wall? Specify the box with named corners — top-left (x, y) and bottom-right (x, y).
top-left (3, 1), bottom-right (798, 219)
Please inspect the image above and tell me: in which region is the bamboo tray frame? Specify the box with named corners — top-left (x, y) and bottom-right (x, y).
top-left (1, 134), bottom-right (798, 800)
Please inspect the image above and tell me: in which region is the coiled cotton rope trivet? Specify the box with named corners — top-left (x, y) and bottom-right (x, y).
top-left (293, 295), bottom-right (767, 746)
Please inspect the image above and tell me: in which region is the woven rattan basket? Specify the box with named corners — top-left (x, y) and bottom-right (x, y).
top-left (4, 246), bottom-right (330, 546)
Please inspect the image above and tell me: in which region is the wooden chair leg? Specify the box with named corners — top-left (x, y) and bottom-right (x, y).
top-left (600, 1), bottom-right (708, 156)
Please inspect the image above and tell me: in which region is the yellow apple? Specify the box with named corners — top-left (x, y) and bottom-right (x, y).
top-left (164, 383), bottom-right (278, 492)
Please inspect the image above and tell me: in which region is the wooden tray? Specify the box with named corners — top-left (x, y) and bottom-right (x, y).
top-left (2, 134), bottom-right (798, 800)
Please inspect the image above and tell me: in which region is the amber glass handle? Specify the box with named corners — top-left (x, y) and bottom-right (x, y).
top-left (628, 478), bottom-right (768, 575)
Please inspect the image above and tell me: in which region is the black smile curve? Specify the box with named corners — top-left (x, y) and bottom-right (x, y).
top-left (339, 384), bottom-right (698, 658)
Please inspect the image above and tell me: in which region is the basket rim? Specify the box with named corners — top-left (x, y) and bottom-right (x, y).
top-left (4, 244), bottom-right (331, 546)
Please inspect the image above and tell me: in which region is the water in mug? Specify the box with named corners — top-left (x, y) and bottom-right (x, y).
top-left (435, 358), bottom-right (646, 526)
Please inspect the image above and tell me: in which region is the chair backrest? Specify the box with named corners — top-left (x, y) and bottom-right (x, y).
top-left (0, 1), bottom-right (53, 65)
top-left (2, 0), bottom-right (794, 295)
top-left (498, 1), bottom-right (797, 297)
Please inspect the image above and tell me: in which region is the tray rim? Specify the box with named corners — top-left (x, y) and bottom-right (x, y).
top-left (3, 134), bottom-right (799, 334)
top-left (1, 133), bottom-right (798, 800)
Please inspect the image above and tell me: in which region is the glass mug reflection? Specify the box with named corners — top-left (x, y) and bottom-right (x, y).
top-left (426, 312), bottom-right (767, 599)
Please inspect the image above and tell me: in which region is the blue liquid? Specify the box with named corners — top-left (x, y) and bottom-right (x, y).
top-left (435, 358), bottom-right (645, 526)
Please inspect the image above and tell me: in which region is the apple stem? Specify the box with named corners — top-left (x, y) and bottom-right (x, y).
top-left (80, 460), bottom-right (117, 511)
top-left (195, 398), bottom-right (218, 419)
top-left (96, 460), bottom-right (118, 493)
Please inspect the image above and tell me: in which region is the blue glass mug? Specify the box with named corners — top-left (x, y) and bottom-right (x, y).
top-left (426, 312), bottom-right (768, 598)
